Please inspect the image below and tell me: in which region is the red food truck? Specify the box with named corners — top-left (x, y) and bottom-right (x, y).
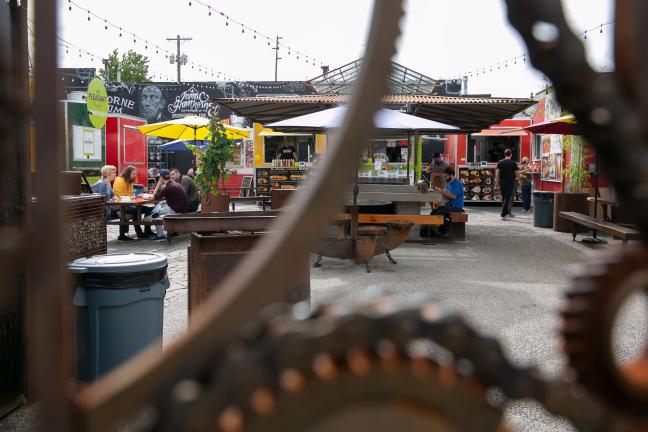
top-left (105, 114), bottom-right (148, 186)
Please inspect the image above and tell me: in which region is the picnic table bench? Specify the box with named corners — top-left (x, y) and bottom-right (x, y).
top-left (559, 211), bottom-right (641, 246)
top-left (230, 196), bottom-right (271, 211)
top-left (334, 212), bottom-right (468, 241)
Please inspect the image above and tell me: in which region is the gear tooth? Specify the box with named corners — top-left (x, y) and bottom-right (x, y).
top-left (565, 281), bottom-right (595, 297)
top-left (217, 406), bottom-right (244, 432)
top-left (249, 387), bottom-right (275, 416)
top-left (559, 321), bottom-right (586, 337)
top-left (561, 300), bottom-right (590, 317)
top-left (279, 368), bottom-right (306, 394)
top-left (312, 352), bottom-right (338, 381)
top-left (346, 347), bottom-right (372, 376)
top-left (409, 355), bottom-right (433, 378)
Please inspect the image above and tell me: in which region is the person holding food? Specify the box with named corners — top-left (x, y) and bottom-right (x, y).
top-left (423, 152), bottom-right (448, 190)
top-left (430, 167), bottom-right (464, 238)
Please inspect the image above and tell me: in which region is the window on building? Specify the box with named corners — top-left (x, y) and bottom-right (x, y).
top-left (533, 134), bottom-right (542, 160)
top-left (264, 135), bottom-right (315, 163)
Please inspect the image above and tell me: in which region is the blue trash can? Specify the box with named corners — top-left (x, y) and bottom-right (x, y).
top-left (70, 253), bottom-right (169, 381)
top-left (533, 191), bottom-right (555, 228)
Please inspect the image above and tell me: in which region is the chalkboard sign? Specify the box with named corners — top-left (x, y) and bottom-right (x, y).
top-left (240, 176), bottom-right (254, 197)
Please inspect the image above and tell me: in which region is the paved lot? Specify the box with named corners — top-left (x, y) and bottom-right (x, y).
top-left (2, 204), bottom-right (642, 432)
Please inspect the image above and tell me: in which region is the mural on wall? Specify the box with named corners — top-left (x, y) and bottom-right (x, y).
top-left (541, 89), bottom-right (563, 182)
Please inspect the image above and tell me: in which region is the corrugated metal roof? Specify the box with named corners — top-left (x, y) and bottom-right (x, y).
top-left (215, 94), bottom-right (530, 104)
top-left (213, 94), bottom-right (535, 131)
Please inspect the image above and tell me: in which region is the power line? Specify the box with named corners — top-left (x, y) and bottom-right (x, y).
top-left (190, 0), bottom-right (324, 67)
top-left (64, 0), bottom-right (324, 81)
top-left (64, 0), bottom-right (240, 81)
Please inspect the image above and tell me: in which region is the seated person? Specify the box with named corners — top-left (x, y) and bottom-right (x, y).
top-left (92, 165), bottom-right (123, 237)
top-left (431, 167), bottom-right (464, 238)
top-left (114, 165), bottom-right (154, 240)
top-left (147, 169), bottom-right (189, 241)
top-left (171, 168), bottom-right (200, 212)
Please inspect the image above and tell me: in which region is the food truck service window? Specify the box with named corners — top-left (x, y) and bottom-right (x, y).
top-left (471, 136), bottom-right (520, 163)
top-left (264, 135), bottom-right (315, 163)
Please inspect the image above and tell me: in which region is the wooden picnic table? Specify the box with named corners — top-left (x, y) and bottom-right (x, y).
top-left (105, 196), bottom-right (156, 225)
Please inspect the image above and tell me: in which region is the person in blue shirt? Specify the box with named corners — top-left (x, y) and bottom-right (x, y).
top-left (431, 167), bottom-right (464, 237)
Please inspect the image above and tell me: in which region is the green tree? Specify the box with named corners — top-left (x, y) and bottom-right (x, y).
top-left (99, 49), bottom-right (151, 83)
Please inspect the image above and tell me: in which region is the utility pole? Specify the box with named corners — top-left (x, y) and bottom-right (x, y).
top-left (166, 34), bottom-right (192, 83)
top-left (102, 58), bottom-right (110, 81)
top-left (273, 35), bottom-right (282, 81)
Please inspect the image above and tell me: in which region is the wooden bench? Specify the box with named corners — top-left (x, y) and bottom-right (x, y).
top-left (336, 212), bottom-right (468, 241)
top-left (230, 196), bottom-right (271, 211)
top-left (559, 211), bottom-right (641, 246)
top-left (106, 218), bottom-right (163, 226)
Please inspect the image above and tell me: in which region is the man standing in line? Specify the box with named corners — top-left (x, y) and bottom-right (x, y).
top-left (431, 167), bottom-right (464, 238)
top-left (519, 156), bottom-right (534, 212)
top-left (495, 149), bottom-right (520, 220)
top-left (170, 168), bottom-right (200, 212)
top-left (148, 169), bottom-right (188, 241)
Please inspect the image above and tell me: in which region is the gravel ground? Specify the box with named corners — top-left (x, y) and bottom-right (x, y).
top-left (2, 204), bottom-right (641, 432)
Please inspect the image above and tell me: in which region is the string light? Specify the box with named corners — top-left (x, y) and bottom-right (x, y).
top-left (62, 0), bottom-right (322, 82)
top-left (456, 19), bottom-right (612, 80)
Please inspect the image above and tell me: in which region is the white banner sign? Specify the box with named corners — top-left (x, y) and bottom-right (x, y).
top-left (72, 125), bottom-right (102, 161)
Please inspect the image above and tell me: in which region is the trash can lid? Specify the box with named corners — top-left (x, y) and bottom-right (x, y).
top-left (69, 253), bottom-right (168, 274)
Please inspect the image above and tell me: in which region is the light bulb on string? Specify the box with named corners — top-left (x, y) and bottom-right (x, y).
top-left (188, 0), bottom-right (191, 5)
top-left (104, 20), bottom-right (107, 30)
top-left (584, 31), bottom-right (587, 39)
top-left (68, 0), bottom-right (71, 11)
top-left (208, 6), bottom-right (211, 16)
top-left (87, 11), bottom-right (90, 21)
top-left (226, 18), bottom-right (229, 26)
top-left (241, 25), bottom-right (245, 34)
top-left (119, 27), bottom-right (122, 37)
top-left (600, 25), bottom-right (603, 34)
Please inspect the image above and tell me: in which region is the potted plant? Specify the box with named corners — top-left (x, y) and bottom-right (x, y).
top-left (190, 116), bottom-right (234, 212)
top-left (553, 135), bottom-right (590, 232)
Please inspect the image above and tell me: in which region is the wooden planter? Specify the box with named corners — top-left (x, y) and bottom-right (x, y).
top-left (201, 193), bottom-right (230, 213)
top-left (271, 188), bottom-right (301, 210)
top-left (188, 232), bottom-right (310, 320)
top-left (553, 192), bottom-right (588, 232)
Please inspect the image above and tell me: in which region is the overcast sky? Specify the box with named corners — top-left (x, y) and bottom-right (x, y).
top-left (53, 0), bottom-right (614, 98)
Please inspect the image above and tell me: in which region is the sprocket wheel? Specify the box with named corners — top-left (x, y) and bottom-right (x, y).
top-left (160, 301), bottom-right (506, 432)
top-left (562, 246), bottom-right (648, 417)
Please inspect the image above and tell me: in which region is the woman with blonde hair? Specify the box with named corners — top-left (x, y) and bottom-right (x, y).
top-left (92, 165), bottom-right (134, 241)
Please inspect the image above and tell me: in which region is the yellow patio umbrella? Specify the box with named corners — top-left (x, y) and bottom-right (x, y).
top-left (136, 115), bottom-right (250, 142)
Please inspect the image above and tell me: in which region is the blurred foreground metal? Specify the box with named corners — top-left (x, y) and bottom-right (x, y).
top-left (3, 0), bottom-right (647, 430)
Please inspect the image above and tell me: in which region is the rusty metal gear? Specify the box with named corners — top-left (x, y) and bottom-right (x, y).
top-left (562, 246), bottom-right (648, 417)
top-left (145, 297), bottom-right (641, 432)
top-left (152, 300), bottom-right (505, 432)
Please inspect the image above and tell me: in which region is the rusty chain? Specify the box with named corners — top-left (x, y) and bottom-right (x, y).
top-left (143, 298), bottom-right (637, 431)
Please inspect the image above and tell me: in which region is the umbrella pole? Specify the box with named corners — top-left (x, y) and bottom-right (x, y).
top-left (351, 169), bottom-right (359, 241)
